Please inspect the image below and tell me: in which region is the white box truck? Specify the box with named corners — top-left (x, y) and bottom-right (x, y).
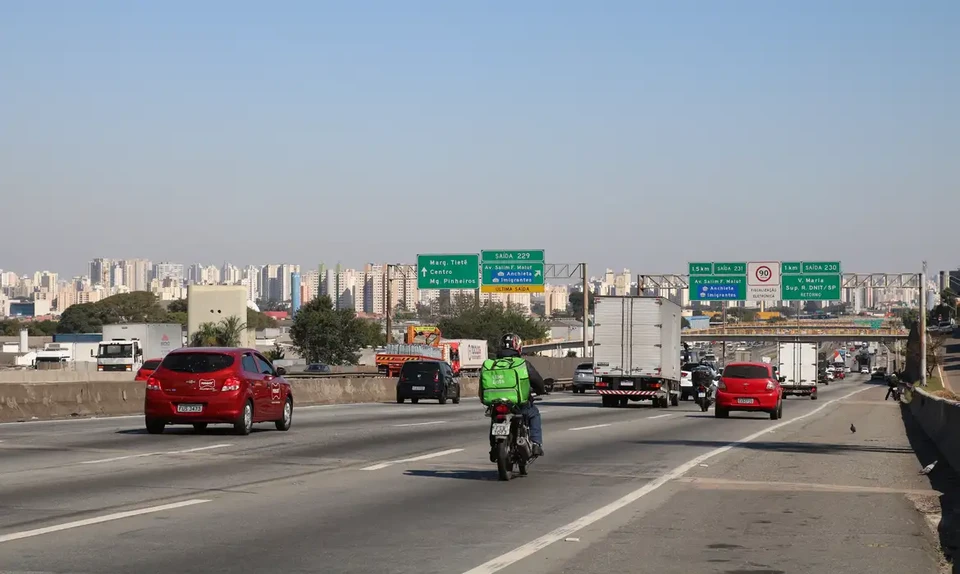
top-left (441, 339), bottom-right (488, 373)
top-left (96, 323), bottom-right (183, 373)
top-left (777, 341), bottom-right (818, 399)
top-left (593, 296), bottom-right (682, 408)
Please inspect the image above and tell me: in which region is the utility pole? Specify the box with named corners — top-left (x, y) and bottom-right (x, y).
top-left (385, 265), bottom-right (393, 345)
top-left (920, 261), bottom-right (927, 386)
top-left (582, 263), bottom-right (589, 359)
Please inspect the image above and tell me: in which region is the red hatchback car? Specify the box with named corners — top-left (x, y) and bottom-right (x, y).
top-left (135, 358), bottom-right (163, 382)
top-left (715, 362), bottom-right (783, 420)
top-left (144, 347), bottom-right (293, 435)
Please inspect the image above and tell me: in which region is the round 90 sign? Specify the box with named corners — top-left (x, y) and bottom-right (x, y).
top-left (755, 266), bottom-right (772, 283)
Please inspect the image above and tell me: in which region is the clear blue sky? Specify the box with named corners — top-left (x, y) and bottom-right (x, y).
top-left (1, 1), bottom-right (956, 277)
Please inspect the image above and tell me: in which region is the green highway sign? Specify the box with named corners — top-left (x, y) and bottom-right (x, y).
top-left (689, 276), bottom-right (746, 301)
top-left (781, 273), bottom-right (842, 301)
top-left (782, 262), bottom-right (802, 274)
top-left (481, 250), bottom-right (545, 263)
top-left (417, 254), bottom-right (480, 290)
top-left (713, 262), bottom-right (746, 275)
top-left (689, 262), bottom-right (713, 275)
top-left (481, 262), bottom-right (545, 293)
top-left (801, 261), bottom-right (841, 274)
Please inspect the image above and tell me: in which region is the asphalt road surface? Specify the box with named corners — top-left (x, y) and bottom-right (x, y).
top-left (0, 375), bottom-right (943, 573)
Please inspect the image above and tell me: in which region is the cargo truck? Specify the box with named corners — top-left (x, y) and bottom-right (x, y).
top-left (593, 296), bottom-right (682, 408)
top-left (777, 341), bottom-right (818, 399)
top-left (95, 323), bottom-right (183, 372)
top-left (440, 339), bottom-right (488, 373)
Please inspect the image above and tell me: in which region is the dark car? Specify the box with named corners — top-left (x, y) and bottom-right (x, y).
top-left (396, 360), bottom-right (461, 404)
top-left (144, 347), bottom-right (293, 435)
top-left (305, 363), bottom-right (331, 374)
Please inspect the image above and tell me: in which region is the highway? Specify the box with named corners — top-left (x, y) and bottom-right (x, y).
top-left (0, 376), bottom-right (942, 573)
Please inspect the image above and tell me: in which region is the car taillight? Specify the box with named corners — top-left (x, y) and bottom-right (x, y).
top-left (766, 380), bottom-right (776, 390)
top-left (718, 379), bottom-right (726, 390)
top-left (434, 372), bottom-right (439, 382)
top-left (145, 377), bottom-right (161, 391)
top-left (221, 377), bottom-right (241, 392)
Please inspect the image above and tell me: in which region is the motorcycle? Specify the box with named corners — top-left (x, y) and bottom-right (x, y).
top-left (692, 371), bottom-right (715, 412)
top-left (486, 396), bottom-right (541, 481)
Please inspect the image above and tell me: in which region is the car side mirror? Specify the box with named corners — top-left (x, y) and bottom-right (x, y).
top-left (276, 367), bottom-right (286, 376)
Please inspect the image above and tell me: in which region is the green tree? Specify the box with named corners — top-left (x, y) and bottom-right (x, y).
top-left (247, 308), bottom-right (279, 330)
top-left (290, 295), bottom-right (371, 365)
top-left (189, 316), bottom-right (246, 347)
top-left (57, 292), bottom-right (169, 333)
top-left (437, 300), bottom-right (548, 355)
top-left (357, 319), bottom-right (386, 347)
top-left (166, 311), bottom-right (188, 327)
top-left (567, 290), bottom-right (595, 322)
top-left (167, 298), bottom-right (188, 313)
top-left (264, 343), bottom-right (286, 361)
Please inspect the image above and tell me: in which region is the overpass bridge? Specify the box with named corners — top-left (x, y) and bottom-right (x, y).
top-left (525, 325), bottom-right (908, 353)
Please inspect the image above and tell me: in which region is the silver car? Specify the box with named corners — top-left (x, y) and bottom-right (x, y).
top-left (572, 362), bottom-right (595, 394)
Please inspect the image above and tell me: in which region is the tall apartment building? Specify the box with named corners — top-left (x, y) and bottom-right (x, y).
top-left (154, 262), bottom-right (185, 285)
top-left (301, 270), bottom-right (320, 303)
top-left (260, 265), bottom-right (280, 302)
top-left (221, 263), bottom-right (241, 285)
top-left (278, 264), bottom-right (300, 302)
top-left (88, 258), bottom-right (111, 287)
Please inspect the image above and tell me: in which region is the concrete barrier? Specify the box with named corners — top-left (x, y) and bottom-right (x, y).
top-left (0, 377), bottom-right (481, 423)
top-left (0, 370), bottom-right (135, 384)
top-left (907, 388), bottom-right (960, 473)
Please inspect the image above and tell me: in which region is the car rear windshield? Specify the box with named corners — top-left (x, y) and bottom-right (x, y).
top-left (682, 363), bottom-right (701, 371)
top-left (723, 365), bottom-right (771, 379)
top-left (576, 363), bottom-right (593, 371)
top-left (160, 353), bottom-right (235, 373)
top-left (401, 362), bottom-right (441, 375)
top-left (141, 360), bottom-right (162, 370)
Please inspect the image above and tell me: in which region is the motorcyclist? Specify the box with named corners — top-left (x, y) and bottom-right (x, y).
top-left (487, 333), bottom-right (546, 460)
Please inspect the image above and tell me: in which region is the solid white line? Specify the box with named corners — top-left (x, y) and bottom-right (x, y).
top-left (80, 443), bottom-right (231, 465)
top-left (167, 444), bottom-right (232, 455)
top-left (393, 421), bottom-right (447, 428)
top-left (361, 448), bottom-right (464, 471)
top-left (568, 423), bottom-right (611, 431)
top-left (460, 385), bottom-right (873, 574)
top-left (647, 414), bottom-right (673, 420)
top-left (0, 499), bottom-right (211, 544)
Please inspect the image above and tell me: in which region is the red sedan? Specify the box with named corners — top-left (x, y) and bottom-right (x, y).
top-left (715, 362), bottom-right (783, 420)
top-left (144, 347), bottom-right (293, 435)
top-left (135, 358), bottom-right (162, 382)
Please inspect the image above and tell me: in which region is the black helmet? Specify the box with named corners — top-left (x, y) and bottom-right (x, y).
top-left (501, 333), bottom-right (522, 353)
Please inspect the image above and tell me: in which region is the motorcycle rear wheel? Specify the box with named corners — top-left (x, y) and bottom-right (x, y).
top-left (496, 441), bottom-right (511, 481)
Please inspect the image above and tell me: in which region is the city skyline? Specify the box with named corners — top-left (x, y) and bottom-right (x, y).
top-left (2, 4), bottom-right (956, 279)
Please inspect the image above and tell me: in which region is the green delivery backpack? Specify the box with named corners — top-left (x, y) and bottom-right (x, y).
top-left (480, 357), bottom-right (531, 406)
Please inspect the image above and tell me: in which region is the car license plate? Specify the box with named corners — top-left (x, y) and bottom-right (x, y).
top-left (491, 423), bottom-right (510, 437)
top-left (412, 386), bottom-right (425, 391)
top-left (698, 392), bottom-right (706, 398)
top-left (736, 398), bottom-right (754, 404)
top-left (620, 381), bottom-right (634, 387)
top-left (176, 404), bottom-right (203, 413)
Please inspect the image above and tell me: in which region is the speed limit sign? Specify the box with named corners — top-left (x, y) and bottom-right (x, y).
top-left (747, 262), bottom-right (781, 286)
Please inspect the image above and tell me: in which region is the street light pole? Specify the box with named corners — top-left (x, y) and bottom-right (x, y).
top-left (385, 265), bottom-right (393, 345)
top-left (582, 263), bottom-right (589, 359)
top-left (920, 261), bottom-right (927, 386)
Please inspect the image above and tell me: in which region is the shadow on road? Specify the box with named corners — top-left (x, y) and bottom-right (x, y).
top-left (116, 426), bottom-right (269, 435)
top-left (403, 469), bottom-right (500, 481)
top-left (899, 403), bottom-right (960, 568)
top-left (943, 341), bottom-right (960, 373)
top-left (632, 438), bottom-right (915, 455)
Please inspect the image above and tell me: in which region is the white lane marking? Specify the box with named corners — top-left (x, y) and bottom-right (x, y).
top-left (0, 499), bottom-right (211, 544)
top-left (393, 421), bottom-right (447, 428)
top-left (647, 414), bottom-right (673, 420)
top-left (361, 448), bottom-right (464, 471)
top-left (568, 423), bottom-right (611, 431)
top-left (80, 443), bottom-right (232, 465)
top-left (460, 385), bottom-right (873, 574)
